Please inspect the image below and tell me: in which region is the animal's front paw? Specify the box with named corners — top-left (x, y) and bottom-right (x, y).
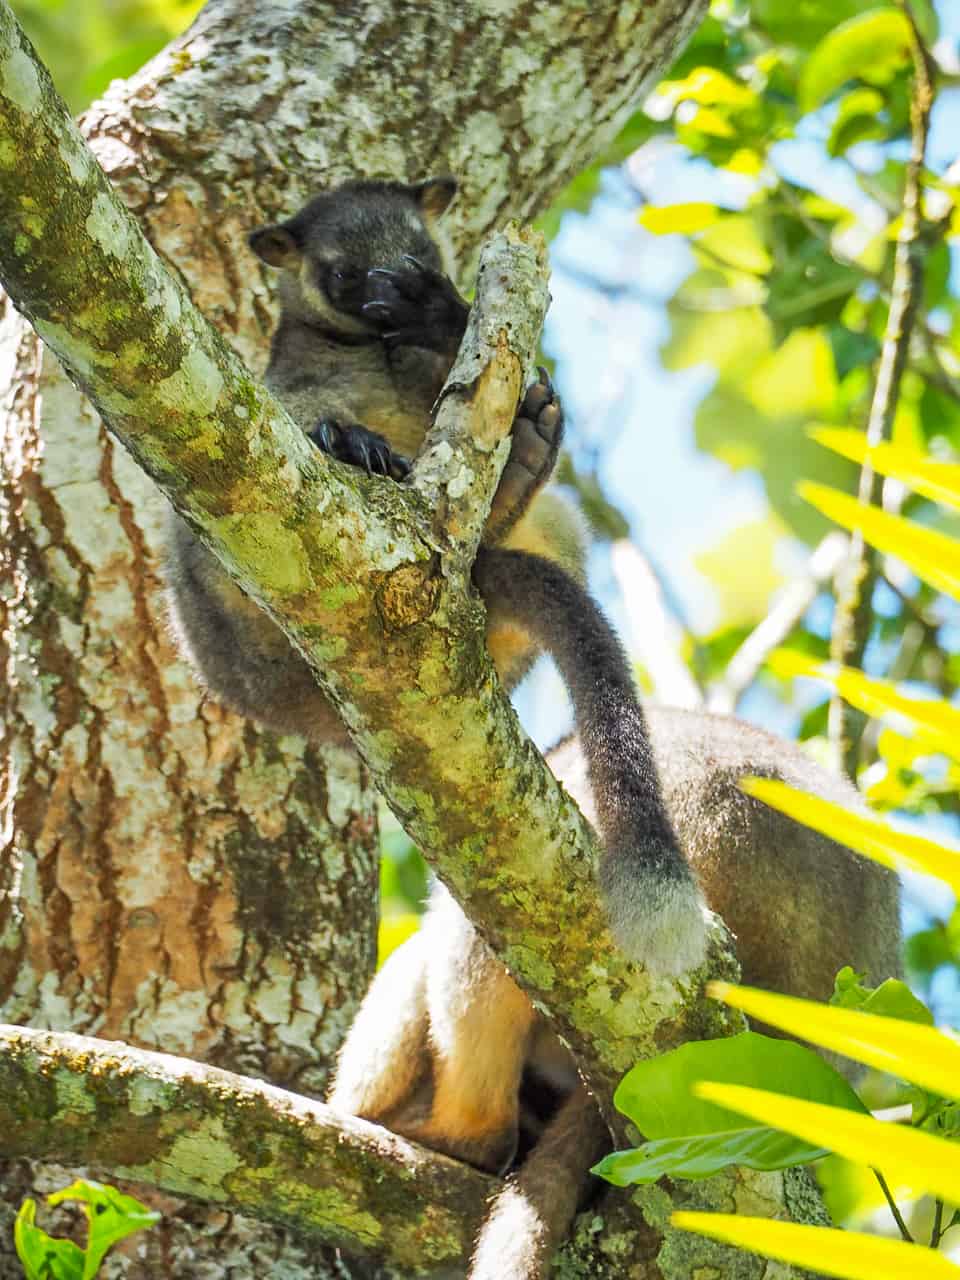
top-left (487, 367), bottom-right (565, 539)
top-left (362, 256), bottom-right (470, 355)
top-left (308, 419), bottom-right (410, 481)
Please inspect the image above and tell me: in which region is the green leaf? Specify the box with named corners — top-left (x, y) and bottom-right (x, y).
top-left (638, 202), bottom-right (721, 236)
top-left (905, 926), bottom-right (954, 979)
top-left (765, 241), bottom-right (860, 333)
top-left (828, 87), bottom-right (888, 156)
top-left (831, 969), bottom-right (934, 1026)
top-left (46, 1180), bottom-right (160, 1280)
top-left (596, 1034), bottom-right (866, 1187)
top-left (594, 1126), bottom-right (828, 1185)
top-left (14, 1201), bottom-right (85, 1280)
top-left (751, 0), bottom-right (897, 50)
top-left (673, 1212), bottom-right (960, 1279)
top-left (613, 1032), bottom-right (867, 1138)
top-left (828, 325), bottom-right (880, 380)
top-left (697, 214), bottom-right (772, 274)
top-left (799, 10), bottom-right (912, 113)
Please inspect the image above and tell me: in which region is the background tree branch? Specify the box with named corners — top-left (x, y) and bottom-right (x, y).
top-left (827, 4), bottom-right (936, 779)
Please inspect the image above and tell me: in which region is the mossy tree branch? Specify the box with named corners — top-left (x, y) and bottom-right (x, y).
top-left (0, 1022), bottom-right (492, 1273)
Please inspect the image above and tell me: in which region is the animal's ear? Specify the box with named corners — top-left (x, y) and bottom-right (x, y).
top-left (248, 223), bottom-right (301, 269)
top-left (411, 176), bottom-right (457, 221)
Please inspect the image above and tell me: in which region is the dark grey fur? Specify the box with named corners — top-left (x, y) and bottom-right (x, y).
top-left (165, 177), bottom-right (576, 743)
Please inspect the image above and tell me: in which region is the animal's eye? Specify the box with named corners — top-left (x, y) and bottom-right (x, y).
top-left (322, 262), bottom-right (362, 288)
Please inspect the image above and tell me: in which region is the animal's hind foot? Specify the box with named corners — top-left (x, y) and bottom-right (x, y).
top-left (486, 367), bottom-right (564, 541)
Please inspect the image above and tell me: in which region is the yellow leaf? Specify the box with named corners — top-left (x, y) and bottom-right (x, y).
top-left (695, 1083), bottom-right (960, 1205)
top-left (747, 330), bottom-right (837, 417)
top-left (639, 203), bottom-right (721, 235)
top-left (672, 1212), bottom-right (960, 1279)
top-left (658, 67), bottom-right (756, 108)
top-left (684, 106), bottom-right (735, 137)
top-left (799, 482), bottom-right (960, 600)
top-left (767, 649), bottom-right (960, 761)
top-left (708, 983), bottom-right (960, 1099)
top-left (810, 428), bottom-right (960, 511)
top-left (740, 776), bottom-right (960, 893)
top-left (725, 148), bottom-right (764, 176)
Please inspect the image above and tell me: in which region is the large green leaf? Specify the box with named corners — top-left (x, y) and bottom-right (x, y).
top-left (799, 10), bottom-right (912, 113)
top-left (594, 1033), bottom-right (866, 1185)
top-left (595, 1126), bottom-right (828, 1185)
top-left (613, 1032), bottom-right (867, 1138)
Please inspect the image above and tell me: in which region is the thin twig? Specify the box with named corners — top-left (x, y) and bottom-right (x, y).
top-left (931, 1197), bottom-right (945, 1249)
top-left (874, 1169), bottom-right (915, 1243)
top-left (828, 2), bottom-right (936, 780)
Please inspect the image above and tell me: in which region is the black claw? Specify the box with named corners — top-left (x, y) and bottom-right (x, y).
top-left (308, 419), bottom-right (340, 454)
top-left (362, 301), bottom-right (393, 322)
top-left (402, 254), bottom-right (427, 274)
top-left (537, 365), bottom-right (554, 398)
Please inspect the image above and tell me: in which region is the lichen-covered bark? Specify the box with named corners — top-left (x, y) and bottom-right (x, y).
top-left (0, 1024), bottom-right (493, 1273)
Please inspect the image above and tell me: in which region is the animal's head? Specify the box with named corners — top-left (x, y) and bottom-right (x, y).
top-left (249, 177), bottom-right (457, 333)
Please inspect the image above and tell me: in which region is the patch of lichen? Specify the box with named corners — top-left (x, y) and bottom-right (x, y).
top-left (0, 1054), bottom-right (58, 1129)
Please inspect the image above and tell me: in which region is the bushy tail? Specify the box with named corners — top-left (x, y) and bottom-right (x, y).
top-left (474, 548), bottom-right (707, 975)
top-left (468, 1086), bottom-right (609, 1280)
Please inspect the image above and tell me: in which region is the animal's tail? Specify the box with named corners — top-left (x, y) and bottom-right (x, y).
top-left (474, 547), bottom-right (707, 975)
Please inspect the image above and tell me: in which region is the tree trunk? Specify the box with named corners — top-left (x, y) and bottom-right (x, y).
top-left (0, 0), bottom-right (718, 1274)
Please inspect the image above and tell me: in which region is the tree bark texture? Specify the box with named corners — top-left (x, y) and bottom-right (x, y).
top-left (0, 0), bottom-right (727, 1275)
